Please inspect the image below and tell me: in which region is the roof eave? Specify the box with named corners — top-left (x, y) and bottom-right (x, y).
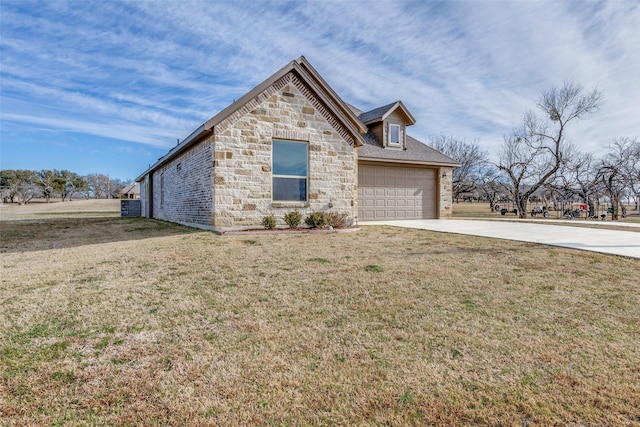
top-left (362, 117), bottom-right (383, 126)
top-left (294, 57), bottom-right (366, 145)
top-left (360, 101), bottom-right (417, 127)
top-left (203, 59), bottom-right (299, 131)
top-left (357, 156), bottom-right (461, 168)
top-left (135, 125), bottom-right (212, 181)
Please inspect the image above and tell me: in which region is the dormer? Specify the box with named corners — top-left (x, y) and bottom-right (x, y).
top-left (358, 101), bottom-right (416, 150)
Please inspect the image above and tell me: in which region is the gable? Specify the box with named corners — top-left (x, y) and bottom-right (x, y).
top-left (214, 71), bottom-right (362, 148)
top-left (136, 56), bottom-right (365, 182)
top-left (206, 57), bottom-right (366, 145)
top-left (359, 101), bottom-right (416, 126)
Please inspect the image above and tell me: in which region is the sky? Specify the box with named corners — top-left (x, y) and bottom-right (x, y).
top-left (1, 0), bottom-right (638, 182)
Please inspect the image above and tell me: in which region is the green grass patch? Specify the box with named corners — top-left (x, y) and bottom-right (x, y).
top-left (308, 257), bottom-right (331, 264)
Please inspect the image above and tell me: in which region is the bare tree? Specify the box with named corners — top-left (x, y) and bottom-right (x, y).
top-left (12, 170), bottom-right (40, 204)
top-left (108, 177), bottom-right (129, 199)
top-left (86, 173), bottom-right (110, 199)
top-left (430, 135), bottom-right (487, 202)
top-left (476, 166), bottom-right (508, 211)
top-left (619, 137), bottom-right (640, 210)
top-left (498, 82), bottom-right (602, 217)
top-left (552, 150), bottom-right (602, 217)
top-left (598, 137), bottom-right (639, 219)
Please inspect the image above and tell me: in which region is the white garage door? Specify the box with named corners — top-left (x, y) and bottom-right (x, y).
top-left (358, 164), bottom-right (437, 221)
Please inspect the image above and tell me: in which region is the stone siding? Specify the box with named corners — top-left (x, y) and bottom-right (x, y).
top-left (120, 199), bottom-right (141, 217)
top-left (212, 72), bottom-right (358, 230)
top-left (439, 167), bottom-right (454, 218)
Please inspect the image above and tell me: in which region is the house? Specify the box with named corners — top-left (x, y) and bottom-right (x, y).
top-left (135, 57), bottom-right (459, 231)
top-left (118, 183), bottom-right (140, 199)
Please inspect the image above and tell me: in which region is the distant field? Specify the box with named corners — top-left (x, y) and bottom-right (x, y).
top-left (1, 200), bottom-right (638, 425)
top-left (451, 201), bottom-right (498, 218)
top-left (0, 199), bottom-right (120, 221)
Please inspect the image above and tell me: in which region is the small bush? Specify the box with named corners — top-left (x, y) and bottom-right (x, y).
top-left (326, 211), bottom-right (350, 228)
top-left (305, 211), bottom-right (328, 228)
top-left (262, 215), bottom-right (276, 229)
top-left (283, 210), bottom-right (303, 228)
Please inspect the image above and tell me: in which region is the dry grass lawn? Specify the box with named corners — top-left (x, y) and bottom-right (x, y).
top-left (1, 201), bottom-right (639, 425)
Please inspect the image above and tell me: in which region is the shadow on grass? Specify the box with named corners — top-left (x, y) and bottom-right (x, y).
top-left (0, 217), bottom-right (201, 254)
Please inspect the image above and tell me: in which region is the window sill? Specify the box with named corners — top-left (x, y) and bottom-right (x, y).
top-left (271, 202), bottom-right (310, 209)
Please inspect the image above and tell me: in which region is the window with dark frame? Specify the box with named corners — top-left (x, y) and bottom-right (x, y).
top-left (272, 140), bottom-right (308, 202)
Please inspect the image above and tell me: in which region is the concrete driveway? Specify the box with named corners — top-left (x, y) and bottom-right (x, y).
top-left (360, 219), bottom-right (640, 259)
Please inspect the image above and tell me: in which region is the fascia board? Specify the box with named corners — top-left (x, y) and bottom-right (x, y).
top-left (381, 101), bottom-right (417, 126)
top-left (357, 157), bottom-right (462, 168)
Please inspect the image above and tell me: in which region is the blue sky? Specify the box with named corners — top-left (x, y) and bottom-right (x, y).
top-left (1, 0), bottom-right (638, 182)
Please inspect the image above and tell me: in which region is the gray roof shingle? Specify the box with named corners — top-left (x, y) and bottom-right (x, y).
top-left (358, 102), bottom-right (398, 124)
top-left (358, 132), bottom-right (460, 166)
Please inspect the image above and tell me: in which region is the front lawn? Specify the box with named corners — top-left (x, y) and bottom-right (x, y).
top-left (1, 215), bottom-right (638, 425)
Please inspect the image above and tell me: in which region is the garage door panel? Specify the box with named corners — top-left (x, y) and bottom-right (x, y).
top-left (358, 165), bottom-right (437, 221)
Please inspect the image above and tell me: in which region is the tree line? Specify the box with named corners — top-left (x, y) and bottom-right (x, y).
top-left (0, 170), bottom-right (131, 204)
top-left (431, 81), bottom-right (639, 220)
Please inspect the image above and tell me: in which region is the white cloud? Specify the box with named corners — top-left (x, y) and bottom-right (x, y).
top-left (1, 0), bottom-right (638, 176)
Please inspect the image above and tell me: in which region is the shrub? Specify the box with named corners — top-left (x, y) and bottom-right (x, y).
top-left (326, 211), bottom-right (350, 228)
top-left (283, 210), bottom-right (303, 228)
top-left (304, 211), bottom-right (328, 228)
top-left (262, 215), bottom-right (276, 229)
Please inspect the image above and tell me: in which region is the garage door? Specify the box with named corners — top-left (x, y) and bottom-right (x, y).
top-left (358, 164), bottom-right (437, 221)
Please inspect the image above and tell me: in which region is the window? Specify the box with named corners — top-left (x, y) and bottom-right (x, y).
top-left (160, 172), bottom-right (164, 207)
top-left (389, 124), bottom-right (400, 145)
top-left (272, 140), bottom-right (308, 202)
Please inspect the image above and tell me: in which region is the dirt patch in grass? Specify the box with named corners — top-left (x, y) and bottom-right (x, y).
top-left (1, 213), bottom-right (639, 425)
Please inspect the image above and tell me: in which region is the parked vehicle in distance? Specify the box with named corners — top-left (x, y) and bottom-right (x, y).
top-left (530, 206), bottom-right (549, 217)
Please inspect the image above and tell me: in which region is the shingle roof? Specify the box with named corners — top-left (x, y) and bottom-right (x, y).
top-left (358, 102), bottom-right (398, 124)
top-left (118, 182), bottom-right (140, 195)
top-left (358, 132), bottom-right (460, 166)
top-left (358, 101), bottom-right (416, 126)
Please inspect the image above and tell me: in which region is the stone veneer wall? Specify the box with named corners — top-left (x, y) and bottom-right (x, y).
top-left (120, 199), bottom-right (141, 218)
top-left (439, 166), bottom-right (454, 218)
top-left (139, 176), bottom-right (148, 217)
top-left (150, 139), bottom-right (214, 228)
top-left (211, 72), bottom-right (358, 230)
